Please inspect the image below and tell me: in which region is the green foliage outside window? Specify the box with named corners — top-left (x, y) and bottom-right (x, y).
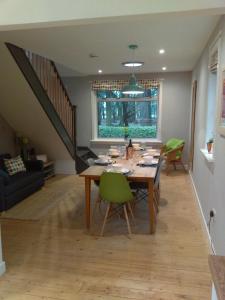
top-left (97, 89), bottom-right (159, 139)
top-left (98, 125), bottom-right (157, 138)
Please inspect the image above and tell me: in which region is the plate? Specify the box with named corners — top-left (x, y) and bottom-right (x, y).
top-left (105, 167), bottom-right (130, 174)
top-left (138, 159), bottom-right (158, 166)
top-left (95, 159), bottom-right (112, 165)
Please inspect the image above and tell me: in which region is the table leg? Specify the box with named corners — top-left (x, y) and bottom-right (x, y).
top-left (148, 178), bottom-right (156, 234)
top-left (85, 177), bottom-right (91, 229)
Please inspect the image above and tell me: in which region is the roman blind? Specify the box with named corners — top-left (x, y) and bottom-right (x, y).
top-left (91, 79), bottom-right (160, 91)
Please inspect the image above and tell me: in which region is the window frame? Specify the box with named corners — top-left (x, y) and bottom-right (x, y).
top-left (91, 82), bottom-right (162, 143)
top-left (205, 34), bottom-right (221, 148)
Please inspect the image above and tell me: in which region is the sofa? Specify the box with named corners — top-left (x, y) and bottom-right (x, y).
top-left (0, 154), bottom-right (45, 212)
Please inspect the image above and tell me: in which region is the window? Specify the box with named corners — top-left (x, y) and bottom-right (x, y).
top-left (205, 35), bottom-right (221, 148)
top-left (95, 87), bottom-right (160, 139)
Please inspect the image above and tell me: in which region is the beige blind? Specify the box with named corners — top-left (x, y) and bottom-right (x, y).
top-left (91, 79), bottom-right (160, 90)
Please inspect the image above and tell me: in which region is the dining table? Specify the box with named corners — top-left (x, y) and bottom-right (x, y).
top-left (79, 150), bottom-right (159, 234)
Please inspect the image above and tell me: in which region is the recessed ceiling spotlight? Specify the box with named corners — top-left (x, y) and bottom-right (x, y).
top-left (98, 69), bottom-right (103, 73)
top-left (122, 62), bottom-right (144, 67)
top-left (162, 66), bottom-right (167, 71)
top-left (159, 49), bottom-right (165, 54)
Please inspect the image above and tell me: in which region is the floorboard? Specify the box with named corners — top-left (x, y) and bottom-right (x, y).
top-left (0, 171), bottom-right (211, 299)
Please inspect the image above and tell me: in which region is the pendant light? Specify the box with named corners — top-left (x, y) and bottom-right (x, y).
top-left (122, 45), bottom-right (145, 95)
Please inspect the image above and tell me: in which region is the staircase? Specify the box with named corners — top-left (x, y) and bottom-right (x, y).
top-left (6, 43), bottom-right (76, 160)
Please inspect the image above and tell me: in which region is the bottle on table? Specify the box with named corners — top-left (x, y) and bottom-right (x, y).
top-left (126, 139), bottom-right (133, 160)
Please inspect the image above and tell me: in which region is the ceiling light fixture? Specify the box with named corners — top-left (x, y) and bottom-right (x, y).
top-left (98, 69), bottom-right (102, 73)
top-left (162, 66), bottom-right (167, 71)
top-left (159, 49), bottom-right (165, 54)
top-left (122, 62), bottom-right (144, 67)
top-left (122, 45), bottom-right (144, 95)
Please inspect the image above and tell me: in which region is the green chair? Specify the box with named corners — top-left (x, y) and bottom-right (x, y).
top-left (161, 138), bottom-right (185, 174)
top-left (99, 172), bottom-right (134, 236)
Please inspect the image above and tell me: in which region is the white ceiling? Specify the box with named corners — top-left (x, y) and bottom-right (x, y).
top-left (0, 0), bottom-right (224, 30)
top-left (0, 14), bottom-right (220, 75)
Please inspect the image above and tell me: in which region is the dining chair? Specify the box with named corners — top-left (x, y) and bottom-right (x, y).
top-left (99, 172), bottom-right (135, 236)
top-left (152, 156), bottom-right (164, 211)
top-left (161, 138), bottom-right (185, 174)
top-left (131, 156), bottom-right (164, 214)
top-left (86, 157), bottom-right (103, 219)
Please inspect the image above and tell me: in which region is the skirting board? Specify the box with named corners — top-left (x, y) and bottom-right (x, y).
top-left (0, 261), bottom-right (6, 276)
top-left (189, 171), bottom-right (216, 254)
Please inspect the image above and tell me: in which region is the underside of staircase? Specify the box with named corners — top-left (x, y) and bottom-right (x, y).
top-left (0, 42), bottom-right (77, 174)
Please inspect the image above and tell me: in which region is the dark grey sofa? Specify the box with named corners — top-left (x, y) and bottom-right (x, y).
top-left (0, 154), bottom-right (44, 212)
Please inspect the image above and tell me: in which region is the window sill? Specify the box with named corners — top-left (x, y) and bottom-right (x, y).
top-left (200, 149), bottom-right (214, 163)
top-left (90, 138), bottom-right (162, 146)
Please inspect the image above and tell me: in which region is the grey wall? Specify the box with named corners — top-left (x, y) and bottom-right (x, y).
top-left (191, 16), bottom-right (225, 255)
top-left (63, 72), bottom-right (192, 161)
top-left (0, 113), bottom-right (16, 155)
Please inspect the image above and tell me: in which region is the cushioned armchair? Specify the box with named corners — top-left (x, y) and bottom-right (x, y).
top-left (161, 138), bottom-right (186, 175)
top-left (0, 154), bottom-right (45, 212)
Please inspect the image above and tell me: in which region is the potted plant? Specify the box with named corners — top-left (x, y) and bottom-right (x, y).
top-left (207, 138), bottom-right (214, 153)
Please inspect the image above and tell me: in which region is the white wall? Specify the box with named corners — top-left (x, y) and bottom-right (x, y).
top-left (191, 16), bottom-right (225, 255)
top-left (63, 72), bottom-right (192, 162)
top-left (0, 114), bottom-right (16, 156)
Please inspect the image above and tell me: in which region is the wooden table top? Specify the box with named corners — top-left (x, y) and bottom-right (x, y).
top-left (79, 159), bottom-right (157, 181)
top-left (209, 255), bottom-right (225, 300)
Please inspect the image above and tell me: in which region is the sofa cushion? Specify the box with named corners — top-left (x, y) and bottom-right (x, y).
top-left (4, 155), bottom-right (26, 175)
top-left (4, 171), bottom-right (43, 196)
top-left (0, 170), bottom-right (10, 185)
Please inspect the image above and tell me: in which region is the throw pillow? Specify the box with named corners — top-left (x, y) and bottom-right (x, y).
top-left (4, 156), bottom-right (26, 176)
top-left (0, 169), bottom-right (10, 184)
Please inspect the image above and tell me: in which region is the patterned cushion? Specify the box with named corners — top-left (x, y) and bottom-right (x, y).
top-left (4, 156), bottom-right (26, 176)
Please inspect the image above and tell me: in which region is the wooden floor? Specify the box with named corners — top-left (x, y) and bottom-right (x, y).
top-left (0, 171), bottom-right (211, 300)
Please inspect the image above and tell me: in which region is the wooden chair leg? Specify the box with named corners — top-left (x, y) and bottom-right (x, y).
top-left (100, 203), bottom-right (111, 236)
top-left (123, 204), bottom-right (132, 236)
top-left (173, 162), bottom-right (176, 170)
top-left (127, 202), bottom-right (135, 225)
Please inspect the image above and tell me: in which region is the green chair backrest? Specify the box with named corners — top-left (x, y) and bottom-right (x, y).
top-left (99, 172), bottom-right (133, 204)
top-left (165, 138), bottom-right (184, 152)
